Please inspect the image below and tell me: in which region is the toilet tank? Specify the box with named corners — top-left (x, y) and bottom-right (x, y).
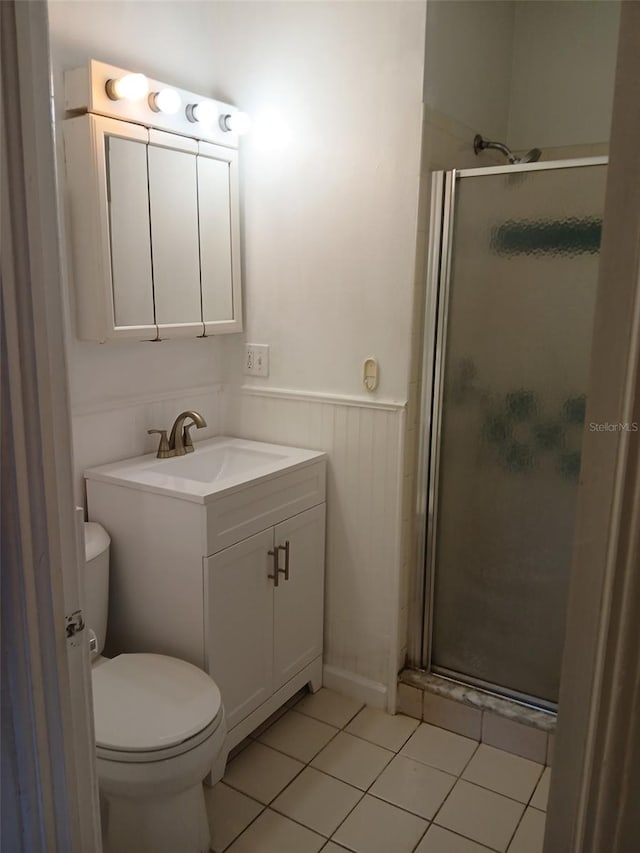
top-left (84, 522), bottom-right (110, 656)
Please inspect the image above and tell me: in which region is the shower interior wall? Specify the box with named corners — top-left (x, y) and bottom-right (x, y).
top-left (401, 0), bottom-right (620, 670)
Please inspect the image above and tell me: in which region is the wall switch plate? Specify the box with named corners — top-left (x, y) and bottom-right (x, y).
top-left (244, 343), bottom-right (270, 377)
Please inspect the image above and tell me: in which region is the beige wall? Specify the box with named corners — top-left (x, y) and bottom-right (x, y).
top-left (424, 0), bottom-right (515, 141)
top-left (423, 0), bottom-right (620, 159)
top-left (508, 1), bottom-right (620, 151)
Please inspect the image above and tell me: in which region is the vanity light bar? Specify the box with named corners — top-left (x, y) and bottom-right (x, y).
top-left (148, 88), bottom-right (182, 115)
top-left (65, 60), bottom-right (246, 149)
top-left (186, 101), bottom-right (218, 126)
top-left (220, 111), bottom-right (251, 135)
top-left (105, 73), bottom-right (149, 102)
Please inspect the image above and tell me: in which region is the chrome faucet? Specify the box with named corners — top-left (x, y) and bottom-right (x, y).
top-left (148, 410), bottom-right (207, 459)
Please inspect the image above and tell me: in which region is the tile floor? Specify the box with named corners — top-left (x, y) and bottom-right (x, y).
top-left (205, 689), bottom-right (550, 853)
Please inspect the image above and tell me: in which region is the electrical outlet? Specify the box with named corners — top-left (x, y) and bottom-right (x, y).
top-left (244, 344), bottom-right (270, 377)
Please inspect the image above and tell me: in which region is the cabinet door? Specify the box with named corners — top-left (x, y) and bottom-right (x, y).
top-left (273, 505), bottom-right (326, 691)
top-left (198, 143), bottom-right (242, 334)
top-left (63, 115), bottom-right (156, 341)
top-left (106, 133), bottom-right (156, 333)
top-left (205, 529), bottom-right (274, 729)
top-left (147, 130), bottom-right (204, 337)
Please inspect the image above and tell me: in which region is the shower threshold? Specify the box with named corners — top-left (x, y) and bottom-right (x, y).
top-left (432, 666), bottom-right (558, 716)
top-left (400, 668), bottom-right (556, 735)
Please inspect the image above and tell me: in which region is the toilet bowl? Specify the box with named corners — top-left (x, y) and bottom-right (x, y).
top-left (84, 522), bottom-right (226, 853)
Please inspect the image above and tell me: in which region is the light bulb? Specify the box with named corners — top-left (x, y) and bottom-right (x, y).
top-left (221, 111), bottom-right (251, 135)
top-left (149, 88), bottom-right (181, 115)
top-left (186, 101), bottom-right (218, 125)
top-left (105, 73), bottom-right (149, 101)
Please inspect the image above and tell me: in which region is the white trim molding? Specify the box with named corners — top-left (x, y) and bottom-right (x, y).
top-left (239, 383), bottom-right (406, 412)
top-left (323, 665), bottom-right (388, 710)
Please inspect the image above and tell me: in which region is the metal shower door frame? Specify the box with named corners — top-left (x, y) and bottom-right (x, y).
top-left (409, 156), bottom-right (609, 692)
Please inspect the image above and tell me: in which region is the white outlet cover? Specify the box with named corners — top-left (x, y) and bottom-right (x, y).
top-left (244, 343), bottom-right (270, 377)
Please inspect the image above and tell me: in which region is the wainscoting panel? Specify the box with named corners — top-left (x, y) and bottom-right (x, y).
top-left (226, 387), bottom-right (406, 707)
top-left (71, 383), bottom-right (225, 504)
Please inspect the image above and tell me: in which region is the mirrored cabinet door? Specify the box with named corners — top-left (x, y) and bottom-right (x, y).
top-left (148, 131), bottom-right (203, 336)
top-left (63, 115), bottom-right (243, 341)
top-left (63, 115), bottom-right (157, 341)
top-left (106, 134), bottom-right (155, 331)
top-left (198, 142), bottom-right (242, 334)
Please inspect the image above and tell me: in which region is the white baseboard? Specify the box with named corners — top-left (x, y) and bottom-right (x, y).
top-left (323, 664), bottom-right (388, 710)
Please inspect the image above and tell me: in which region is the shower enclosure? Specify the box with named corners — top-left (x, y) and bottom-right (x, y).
top-left (414, 157), bottom-right (608, 711)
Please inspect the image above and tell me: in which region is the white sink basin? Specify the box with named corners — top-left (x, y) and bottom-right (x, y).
top-left (84, 437), bottom-right (325, 503)
top-left (148, 444), bottom-right (288, 483)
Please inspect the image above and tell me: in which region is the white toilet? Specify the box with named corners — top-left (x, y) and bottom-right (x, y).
top-left (84, 522), bottom-right (226, 853)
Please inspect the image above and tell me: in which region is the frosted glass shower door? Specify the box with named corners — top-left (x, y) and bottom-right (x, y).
top-left (428, 162), bottom-right (607, 707)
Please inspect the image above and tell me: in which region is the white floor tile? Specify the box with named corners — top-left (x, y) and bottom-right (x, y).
top-left (345, 707), bottom-right (419, 752)
top-left (296, 688), bottom-right (364, 728)
top-left (435, 780), bottom-right (525, 852)
top-left (530, 767), bottom-right (551, 811)
top-left (322, 844), bottom-right (351, 852)
top-left (204, 783), bottom-right (263, 853)
top-left (415, 825), bottom-right (494, 853)
top-left (400, 722), bottom-right (478, 775)
top-left (369, 754), bottom-right (456, 820)
top-left (271, 767), bottom-right (362, 837)
top-left (462, 744), bottom-right (544, 803)
top-left (333, 794), bottom-right (428, 853)
top-left (258, 710), bottom-right (338, 762)
top-left (227, 808), bottom-right (324, 853)
top-left (311, 731), bottom-right (394, 790)
top-left (508, 808), bottom-right (546, 853)
top-left (223, 742), bottom-right (304, 804)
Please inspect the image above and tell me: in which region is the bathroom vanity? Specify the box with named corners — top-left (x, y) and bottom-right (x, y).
top-left (85, 437), bottom-right (326, 753)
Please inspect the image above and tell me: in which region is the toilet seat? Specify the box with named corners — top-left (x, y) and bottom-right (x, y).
top-left (92, 653), bottom-right (222, 761)
top-left (96, 714), bottom-right (223, 764)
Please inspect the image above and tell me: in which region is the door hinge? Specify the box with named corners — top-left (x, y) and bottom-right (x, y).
top-left (65, 609), bottom-right (86, 646)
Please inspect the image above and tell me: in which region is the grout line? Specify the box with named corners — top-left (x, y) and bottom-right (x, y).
top-left (410, 821), bottom-right (431, 853)
top-left (220, 695), bottom-right (547, 852)
top-left (342, 719), bottom-right (421, 753)
top-left (502, 766), bottom-right (548, 853)
top-left (217, 797), bottom-right (266, 853)
top-left (424, 742), bottom-right (481, 833)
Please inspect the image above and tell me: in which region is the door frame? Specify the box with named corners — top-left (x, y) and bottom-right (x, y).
top-left (1, 1), bottom-right (101, 850)
top-left (545, 3), bottom-right (640, 848)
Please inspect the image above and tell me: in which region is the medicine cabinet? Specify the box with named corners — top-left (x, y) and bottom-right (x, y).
top-left (63, 107), bottom-right (242, 341)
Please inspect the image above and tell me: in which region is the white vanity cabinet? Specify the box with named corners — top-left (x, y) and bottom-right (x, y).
top-left (85, 440), bottom-right (326, 753)
top-left (206, 504), bottom-right (325, 729)
top-left (63, 114), bottom-right (242, 341)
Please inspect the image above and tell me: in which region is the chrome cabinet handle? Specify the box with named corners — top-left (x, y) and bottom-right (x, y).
top-left (267, 548), bottom-right (280, 587)
top-left (277, 540), bottom-right (290, 580)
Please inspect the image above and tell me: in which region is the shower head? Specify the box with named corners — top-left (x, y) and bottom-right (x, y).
top-left (473, 134), bottom-right (542, 165)
top-left (518, 147), bottom-right (542, 164)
